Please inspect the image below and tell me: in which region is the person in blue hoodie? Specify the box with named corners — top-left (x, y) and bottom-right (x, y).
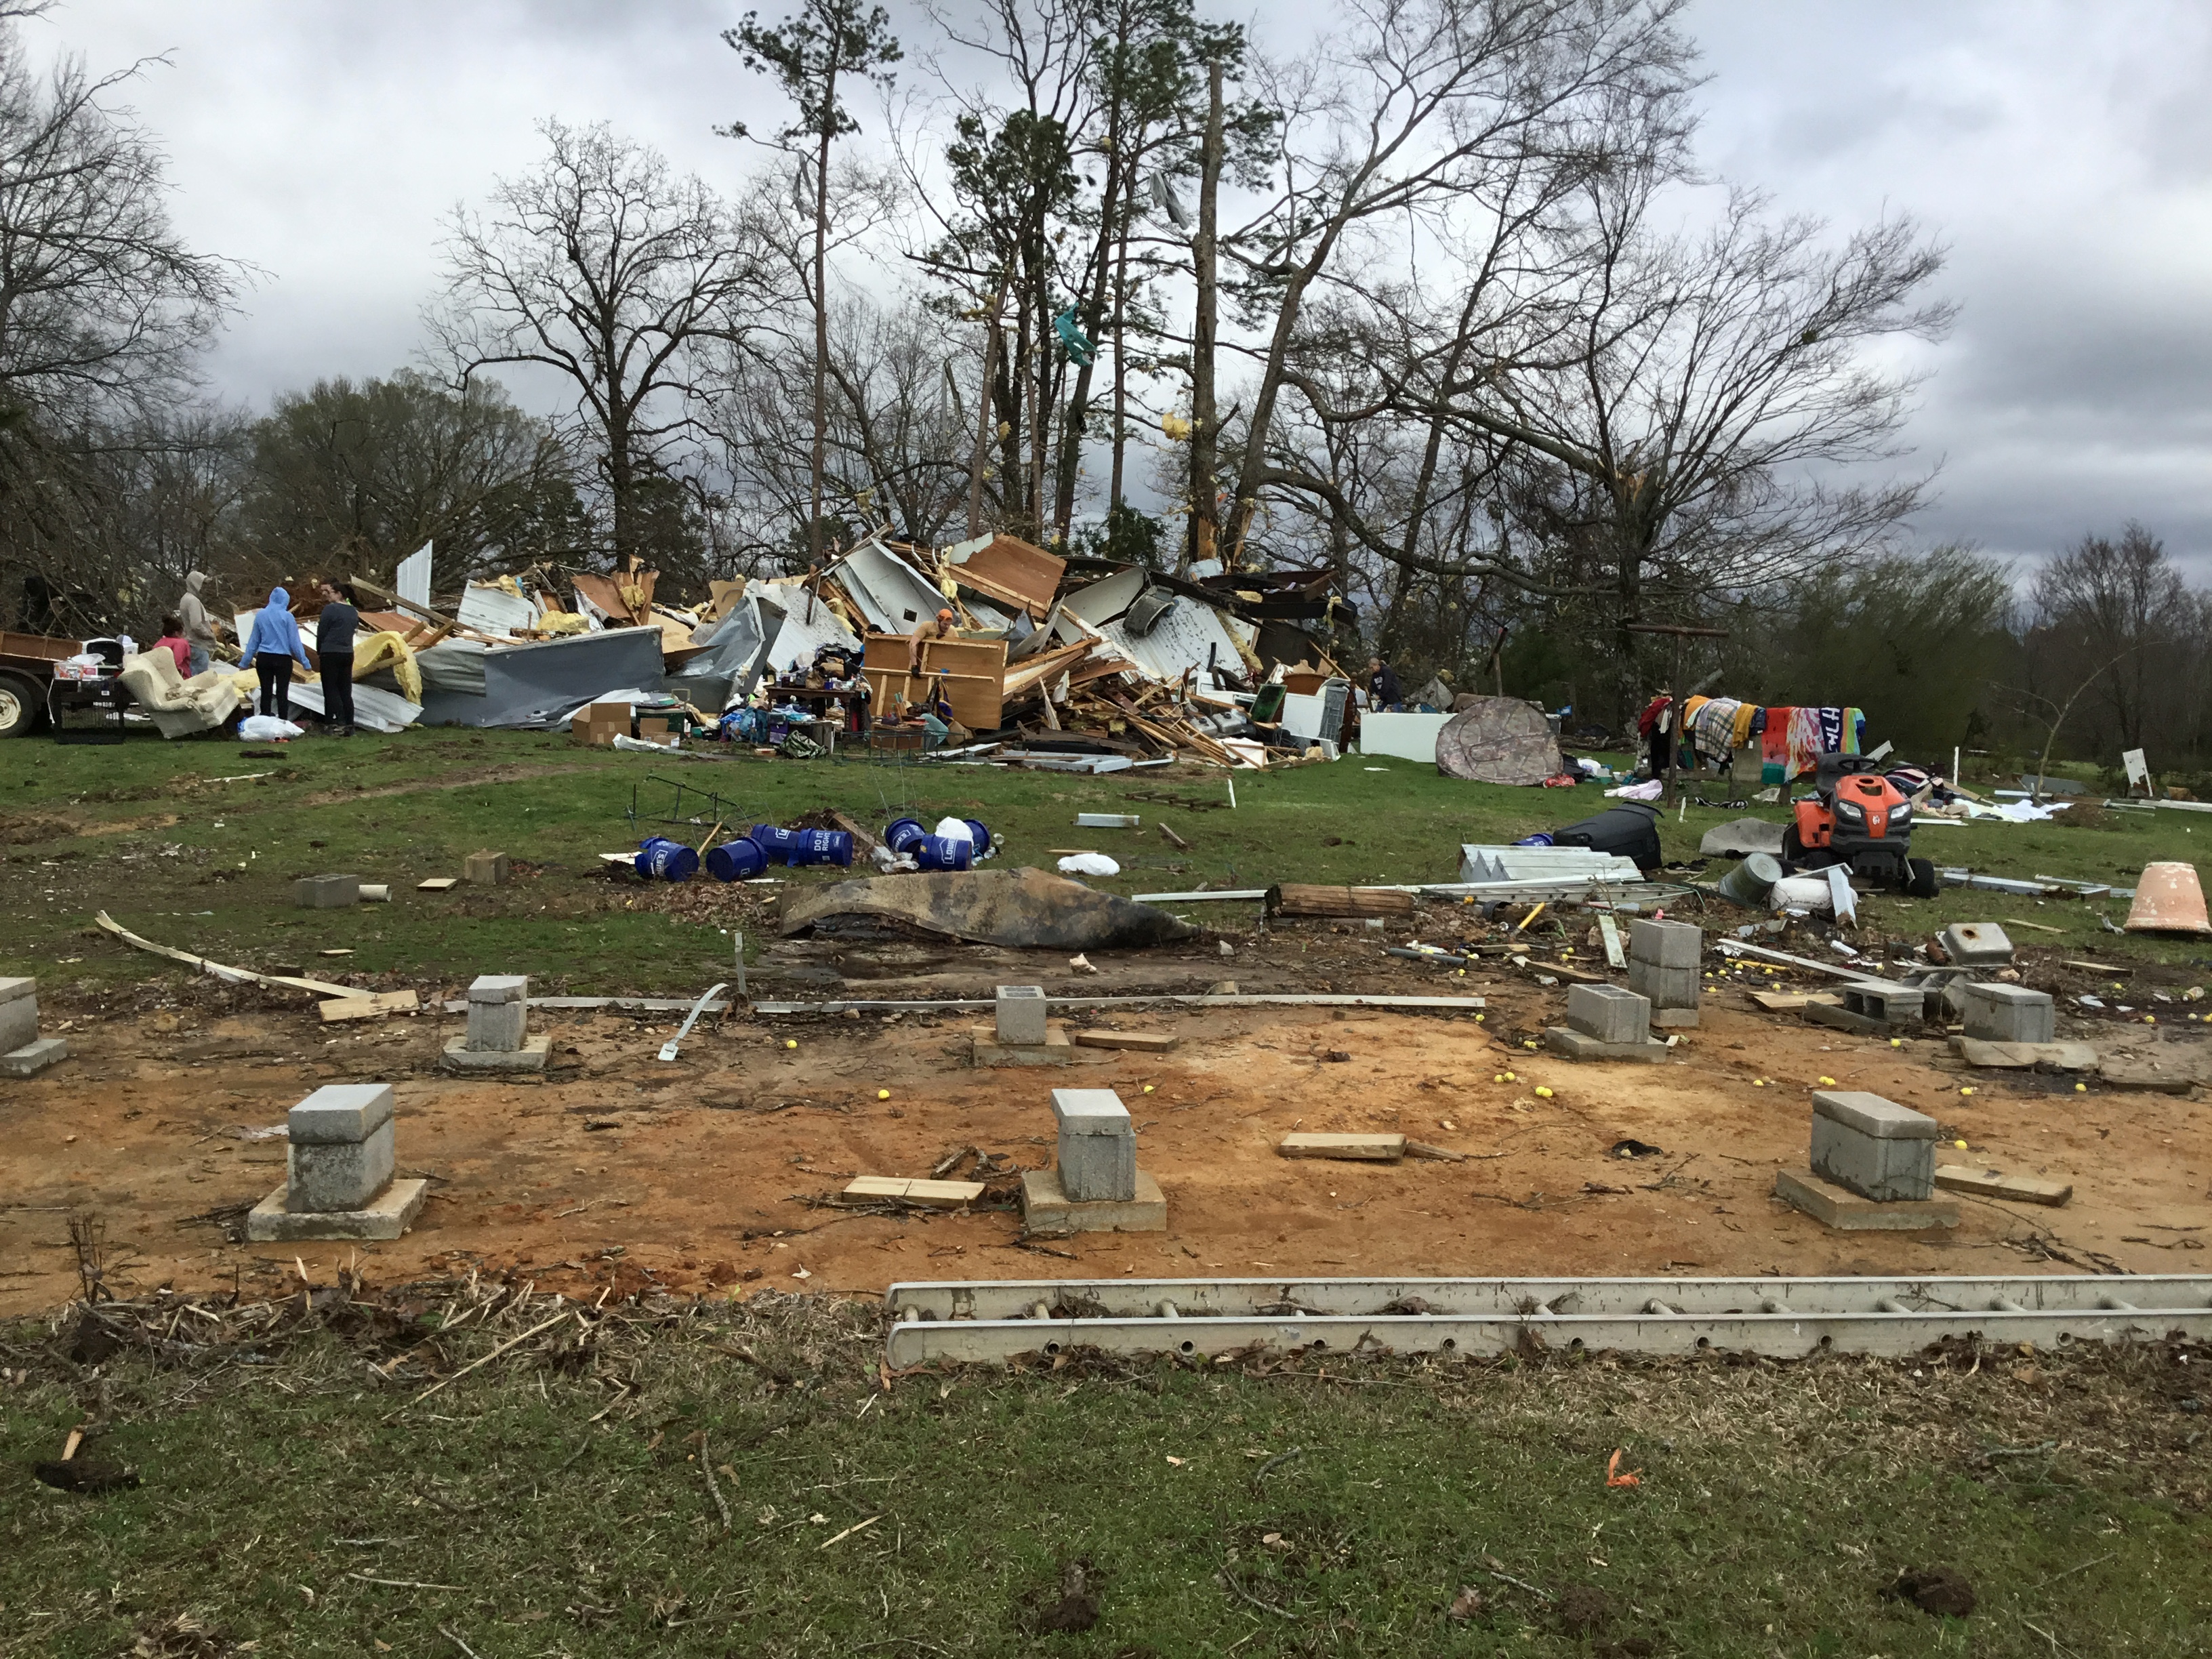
top-left (240, 587), bottom-right (310, 720)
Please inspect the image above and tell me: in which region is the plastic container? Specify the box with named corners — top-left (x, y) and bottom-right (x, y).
top-left (883, 816), bottom-right (927, 855)
top-left (704, 838), bottom-right (770, 882)
top-left (964, 818), bottom-right (993, 858)
top-left (635, 836), bottom-right (699, 882)
top-left (748, 824), bottom-right (853, 867)
top-left (911, 834), bottom-right (973, 872)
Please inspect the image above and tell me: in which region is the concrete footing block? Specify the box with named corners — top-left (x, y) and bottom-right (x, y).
top-left (1627, 958), bottom-right (1700, 1011)
top-left (1810, 1090), bottom-right (1937, 1202)
top-left (247, 1177), bottom-right (429, 1242)
top-left (1629, 918), bottom-right (1702, 968)
top-left (464, 850), bottom-right (510, 885)
top-left (293, 873), bottom-right (361, 908)
top-left (1942, 922), bottom-right (2013, 966)
top-left (289, 1120), bottom-right (395, 1213)
top-left (442, 1034), bottom-right (552, 1073)
top-left (1961, 981), bottom-right (2055, 1044)
top-left (996, 985), bottom-right (1048, 1046)
top-left (1774, 1168), bottom-right (1957, 1231)
top-left (1544, 1026), bottom-right (1672, 1063)
top-left (970, 1025), bottom-right (1074, 1066)
top-left (1565, 983), bottom-right (1650, 1044)
top-left (0, 989), bottom-right (39, 1056)
top-left (0, 1036), bottom-right (68, 1077)
top-left (1019, 1167), bottom-right (1165, 1234)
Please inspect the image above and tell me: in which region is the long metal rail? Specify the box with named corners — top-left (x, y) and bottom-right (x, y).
top-left (884, 1275), bottom-right (2212, 1365)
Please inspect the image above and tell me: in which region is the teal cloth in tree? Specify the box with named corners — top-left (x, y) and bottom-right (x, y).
top-left (1052, 308), bottom-right (1096, 367)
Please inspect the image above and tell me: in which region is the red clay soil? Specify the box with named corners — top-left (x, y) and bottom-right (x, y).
top-left (6, 971), bottom-right (2209, 1313)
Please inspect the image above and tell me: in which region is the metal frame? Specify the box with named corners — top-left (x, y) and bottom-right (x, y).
top-left (883, 1275), bottom-right (2212, 1365)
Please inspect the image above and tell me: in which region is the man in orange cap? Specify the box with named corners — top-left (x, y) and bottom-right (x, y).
top-left (909, 607), bottom-right (956, 675)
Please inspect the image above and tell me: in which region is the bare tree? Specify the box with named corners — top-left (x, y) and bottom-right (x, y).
top-left (429, 121), bottom-right (779, 567)
top-left (2028, 523), bottom-right (2194, 759)
top-left (728, 0), bottom-right (903, 565)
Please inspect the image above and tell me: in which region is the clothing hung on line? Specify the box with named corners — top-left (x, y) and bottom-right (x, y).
top-left (1761, 705), bottom-right (1868, 784)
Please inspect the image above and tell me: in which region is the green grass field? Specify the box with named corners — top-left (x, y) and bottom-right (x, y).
top-left (5, 728), bottom-right (2206, 997)
top-left (4, 1292), bottom-right (2207, 1658)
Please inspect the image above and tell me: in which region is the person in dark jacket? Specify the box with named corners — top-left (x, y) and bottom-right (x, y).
top-left (1366, 655), bottom-right (1401, 710)
top-left (314, 580), bottom-right (361, 735)
top-left (240, 587), bottom-right (310, 720)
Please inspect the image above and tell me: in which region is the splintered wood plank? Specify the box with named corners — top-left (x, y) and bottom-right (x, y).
top-left (843, 1176), bottom-right (987, 1208)
top-left (1277, 1133), bottom-right (1407, 1162)
top-left (318, 989), bottom-right (419, 1024)
top-left (1072, 1029), bottom-right (1181, 1053)
top-left (1933, 1165), bottom-right (2074, 1206)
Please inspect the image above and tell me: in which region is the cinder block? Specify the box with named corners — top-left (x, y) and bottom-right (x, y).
top-left (1020, 1167), bottom-right (1165, 1234)
top-left (248, 1177), bottom-right (427, 1242)
top-left (1941, 922), bottom-right (2013, 966)
top-left (288, 1118), bottom-right (395, 1212)
top-left (1809, 1090), bottom-right (1937, 1202)
top-left (464, 850), bottom-right (510, 885)
top-left (468, 974), bottom-right (529, 1004)
top-left (0, 1036), bottom-right (68, 1077)
top-left (0, 996), bottom-right (39, 1057)
top-left (288, 1083), bottom-right (395, 1144)
top-left (1051, 1087), bottom-right (1135, 1202)
top-left (464, 978), bottom-right (530, 1051)
top-left (1059, 1132), bottom-right (1138, 1203)
top-left (1961, 981), bottom-right (2055, 1044)
top-left (1565, 983), bottom-right (1650, 1044)
top-left (996, 984), bottom-right (1048, 1046)
top-left (293, 873), bottom-right (361, 908)
top-left (1839, 981), bottom-right (1926, 1024)
top-left (443, 1034), bottom-right (551, 1073)
top-left (1627, 958), bottom-right (1700, 1009)
top-left (1629, 918), bottom-right (1702, 968)
top-left (0, 976), bottom-right (35, 1007)
top-left (1543, 1025), bottom-right (1671, 1063)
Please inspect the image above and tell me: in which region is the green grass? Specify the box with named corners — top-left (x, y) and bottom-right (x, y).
top-left (5, 1292), bottom-right (2209, 1658)
top-left (5, 729), bottom-right (2209, 996)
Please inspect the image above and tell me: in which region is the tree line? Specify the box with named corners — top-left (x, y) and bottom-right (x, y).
top-left (0, 0), bottom-right (2185, 771)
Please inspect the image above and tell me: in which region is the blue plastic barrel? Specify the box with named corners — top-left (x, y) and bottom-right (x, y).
top-left (748, 823), bottom-right (798, 861)
top-left (704, 838), bottom-right (769, 882)
top-left (884, 817), bottom-right (926, 855)
top-left (963, 818), bottom-right (992, 858)
top-left (911, 834), bottom-right (973, 872)
top-left (785, 830), bottom-right (853, 867)
top-left (635, 836), bottom-right (699, 882)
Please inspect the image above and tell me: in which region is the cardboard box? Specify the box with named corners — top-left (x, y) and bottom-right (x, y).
top-left (570, 701), bottom-right (632, 746)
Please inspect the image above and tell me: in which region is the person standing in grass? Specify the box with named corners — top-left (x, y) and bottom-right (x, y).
top-left (240, 586), bottom-right (310, 720)
top-left (314, 579), bottom-right (361, 736)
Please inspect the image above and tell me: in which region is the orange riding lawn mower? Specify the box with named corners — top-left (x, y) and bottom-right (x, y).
top-left (1781, 752), bottom-right (1941, 899)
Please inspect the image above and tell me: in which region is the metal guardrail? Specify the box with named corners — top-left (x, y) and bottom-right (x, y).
top-left (884, 1275), bottom-right (2212, 1365)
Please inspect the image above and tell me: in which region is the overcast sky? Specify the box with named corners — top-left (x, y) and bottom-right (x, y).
top-left (28, 0), bottom-right (2212, 578)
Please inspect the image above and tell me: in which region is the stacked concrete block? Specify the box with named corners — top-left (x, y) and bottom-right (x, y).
top-left (1627, 918), bottom-right (1702, 1027)
top-left (1051, 1088), bottom-right (1137, 1202)
top-left (442, 974), bottom-right (550, 1072)
top-left (996, 985), bottom-right (1048, 1046)
top-left (293, 873), bottom-right (361, 908)
top-left (1839, 982), bottom-right (1926, 1025)
top-left (1941, 922), bottom-right (2013, 966)
top-left (1021, 1086), bottom-right (1166, 1233)
top-left (246, 1083), bottom-right (428, 1241)
top-left (0, 977), bottom-right (67, 1077)
top-left (1809, 1090), bottom-right (1937, 1202)
top-left (1961, 981), bottom-right (2055, 1044)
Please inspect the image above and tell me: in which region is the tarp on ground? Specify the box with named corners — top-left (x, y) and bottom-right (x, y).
top-left (779, 865), bottom-right (1198, 949)
top-left (420, 627), bottom-right (665, 728)
top-left (1700, 816), bottom-right (1788, 858)
top-left (1433, 697), bottom-right (1560, 785)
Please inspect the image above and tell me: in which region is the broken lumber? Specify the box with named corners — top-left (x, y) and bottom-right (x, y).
top-left (1072, 1029), bottom-right (1180, 1053)
top-left (417, 877), bottom-right (459, 892)
top-left (842, 1176), bottom-right (987, 1208)
top-left (1158, 821), bottom-right (1190, 851)
top-left (1749, 990), bottom-right (1841, 1012)
top-left (318, 990), bottom-right (419, 1024)
top-left (1405, 1141), bottom-right (1467, 1162)
top-left (95, 912), bottom-right (364, 1000)
top-left (1277, 1133), bottom-right (1406, 1162)
top-left (1933, 1166), bottom-right (2073, 1207)
top-left (1267, 884), bottom-right (1416, 919)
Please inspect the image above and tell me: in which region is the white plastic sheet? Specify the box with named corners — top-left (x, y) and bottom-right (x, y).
top-left (1057, 853), bottom-right (1121, 877)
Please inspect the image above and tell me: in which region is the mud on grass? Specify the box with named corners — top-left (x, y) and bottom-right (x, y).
top-left (3, 1279), bottom-right (2209, 1656)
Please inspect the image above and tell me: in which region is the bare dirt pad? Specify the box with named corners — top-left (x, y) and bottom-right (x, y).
top-left (5, 972), bottom-right (2209, 1312)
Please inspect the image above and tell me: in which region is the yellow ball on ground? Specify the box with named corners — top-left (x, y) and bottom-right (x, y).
top-left (1143, 1084), bottom-right (1155, 1093)
top-left (1534, 1086), bottom-right (1553, 1099)
top-left (1960, 1086), bottom-right (1975, 1096)
top-left (1818, 1076), bottom-right (1837, 1086)
top-left (877, 1089), bottom-right (890, 1100)
top-left (785, 1039), bottom-right (798, 1049)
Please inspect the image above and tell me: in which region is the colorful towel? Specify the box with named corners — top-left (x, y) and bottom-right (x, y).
top-left (1788, 707), bottom-right (1824, 781)
top-left (1693, 697), bottom-right (1741, 762)
top-left (1731, 701), bottom-right (1758, 749)
top-left (1842, 707), bottom-right (1865, 754)
top-left (1761, 708), bottom-right (1791, 785)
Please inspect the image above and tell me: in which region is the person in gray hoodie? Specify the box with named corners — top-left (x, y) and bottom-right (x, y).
top-left (239, 587), bottom-right (310, 720)
top-left (177, 571), bottom-right (220, 676)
